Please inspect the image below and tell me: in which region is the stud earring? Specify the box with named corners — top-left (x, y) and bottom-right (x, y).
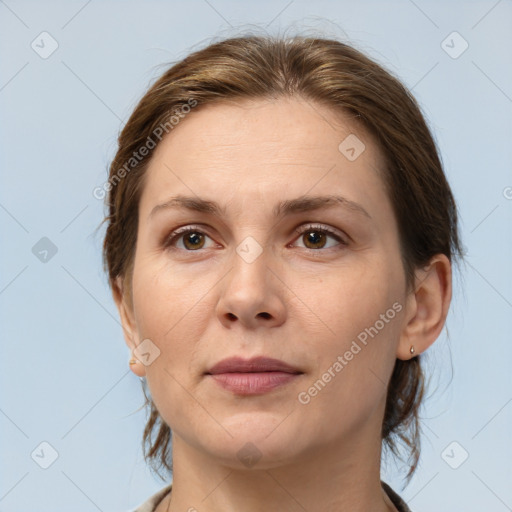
top-left (129, 357), bottom-right (145, 382)
top-left (410, 346), bottom-right (415, 355)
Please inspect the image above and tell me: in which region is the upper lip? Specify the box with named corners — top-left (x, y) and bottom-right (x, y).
top-left (206, 356), bottom-right (303, 375)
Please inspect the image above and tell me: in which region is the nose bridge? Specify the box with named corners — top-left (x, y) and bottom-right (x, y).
top-left (217, 233), bottom-right (286, 328)
top-left (229, 234), bottom-right (270, 298)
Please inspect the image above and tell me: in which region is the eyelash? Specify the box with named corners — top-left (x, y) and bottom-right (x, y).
top-left (163, 223), bottom-right (348, 253)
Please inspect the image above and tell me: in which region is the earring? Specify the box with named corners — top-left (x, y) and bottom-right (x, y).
top-left (410, 345), bottom-right (415, 355)
top-left (129, 357), bottom-right (145, 382)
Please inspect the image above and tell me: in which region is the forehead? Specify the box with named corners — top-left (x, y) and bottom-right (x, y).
top-left (139, 96), bottom-right (389, 222)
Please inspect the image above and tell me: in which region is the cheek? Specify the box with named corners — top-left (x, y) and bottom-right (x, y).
top-left (300, 263), bottom-right (402, 385)
top-left (131, 256), bottom-right (196, 333)
top-left (296, 294), bottom-right (402, 441)
top-left (297, 263), bottom-right (393, 338)
top-left (130, 260), bottom-right (214, 382)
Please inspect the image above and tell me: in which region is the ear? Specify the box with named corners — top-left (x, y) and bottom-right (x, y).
top-left (397, 254), bottom-right (452, 360)
top-left (113, 275), bottom-right (146, 377)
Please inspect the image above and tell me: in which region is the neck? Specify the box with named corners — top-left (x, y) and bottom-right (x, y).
top-left (164, 410), bottom-right (396, 512)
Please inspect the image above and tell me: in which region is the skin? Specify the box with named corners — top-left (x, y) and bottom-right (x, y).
top-left (114, 96), bottom-right (452, 512)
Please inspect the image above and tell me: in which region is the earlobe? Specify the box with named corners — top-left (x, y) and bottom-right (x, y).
top-left (129, 357), bottom-right (146, 377)
top-left (397, 254), bottom-right (452, 360)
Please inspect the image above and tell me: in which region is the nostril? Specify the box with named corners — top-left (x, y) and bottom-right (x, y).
top-left (258, 312), bottom-right (271, 319)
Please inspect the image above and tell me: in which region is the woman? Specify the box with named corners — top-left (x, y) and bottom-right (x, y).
top-left (101, 35), bottom-right (463, 511)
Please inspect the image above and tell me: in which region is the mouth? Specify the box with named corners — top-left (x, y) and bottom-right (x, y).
top-left (205, 356), bottom-right (304, 395)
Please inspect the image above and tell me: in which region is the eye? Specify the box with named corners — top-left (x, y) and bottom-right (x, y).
top-left (292, 224), bottom-right (348, 250)
top-left (163, 223), bottom-right (348, 253)
top-left (164, 226), bottom-right (217, 251)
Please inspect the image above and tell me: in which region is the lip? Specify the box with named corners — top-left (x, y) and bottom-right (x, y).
top-left (205, 356), bottom-right (303, 395)
top-left (207, 356), bottom-right (302, 375)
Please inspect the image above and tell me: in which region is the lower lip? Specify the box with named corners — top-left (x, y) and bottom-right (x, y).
top-left (207, 372), bottom-right (301, 395)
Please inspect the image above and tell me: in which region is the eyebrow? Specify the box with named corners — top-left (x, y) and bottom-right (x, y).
top-left (149, 194), bottom-right (372, 221)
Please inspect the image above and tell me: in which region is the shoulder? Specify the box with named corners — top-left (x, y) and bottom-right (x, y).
top-left (381, 480), bottom-right (413, 512)
top-left (128, 483), bottom-right (172, 512)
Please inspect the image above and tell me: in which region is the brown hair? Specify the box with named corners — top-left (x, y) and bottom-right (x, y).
top-left (100, 34), bottom-right (464, 484)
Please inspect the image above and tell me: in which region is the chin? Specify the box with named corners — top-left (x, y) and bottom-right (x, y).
top-left (201, 413), bottom-right (309, 469)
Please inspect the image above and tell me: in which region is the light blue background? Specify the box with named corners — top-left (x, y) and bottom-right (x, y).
top-left (1, 1), bottom-right (511, 511)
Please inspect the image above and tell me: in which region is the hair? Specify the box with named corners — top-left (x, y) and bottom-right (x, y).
top-left (100, 34), bottom-right (465, 485)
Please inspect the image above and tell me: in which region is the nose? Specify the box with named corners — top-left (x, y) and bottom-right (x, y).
top-left (216, 245), bottom-right (287, 330)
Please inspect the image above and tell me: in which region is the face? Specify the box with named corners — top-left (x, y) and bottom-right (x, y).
top-left (119, 96), bottom-right (413, 468)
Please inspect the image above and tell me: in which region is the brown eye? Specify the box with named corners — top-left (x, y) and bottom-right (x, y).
top-left (164, 227), bottom-right (215, 251)
top-left (182, 231), bottom-right (205, 250)
top-left (293, 224), bottom-right (347, 251)
top-left (303, 230), bottom-right (328, 249)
